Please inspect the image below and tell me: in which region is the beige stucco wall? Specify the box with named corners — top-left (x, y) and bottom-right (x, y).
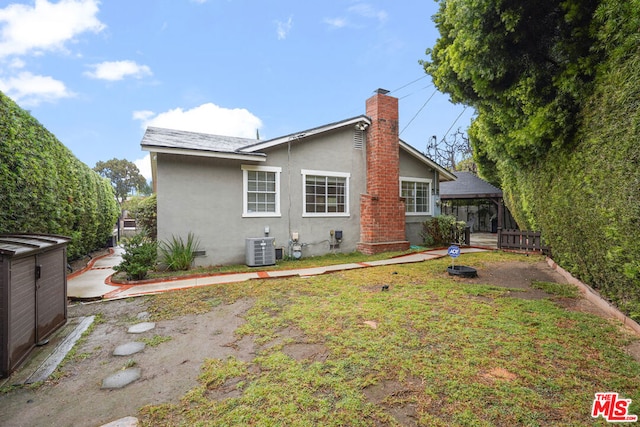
top-left (399, 150), bottom-right (440, 245)
top-left (156, 127), bottom-right (366, 266)
top-left (155, 128), bottom-right (443, 266)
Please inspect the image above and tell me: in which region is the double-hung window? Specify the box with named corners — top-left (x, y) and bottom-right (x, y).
top-left (242, 165), bottom-right (281, 217)
top-left (302, 169), bottom-right (350, 217)
top-left (400, 177), bottom-right (432, 215)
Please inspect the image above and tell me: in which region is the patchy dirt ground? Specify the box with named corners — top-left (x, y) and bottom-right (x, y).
top-left (0, 259), bottom-right (637, 427)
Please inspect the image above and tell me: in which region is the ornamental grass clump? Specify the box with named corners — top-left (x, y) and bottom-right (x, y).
top-left (159, 232), bottom-right (201, 271)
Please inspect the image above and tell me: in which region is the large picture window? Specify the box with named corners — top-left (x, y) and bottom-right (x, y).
top-left (242, 165), bottom-right (281, 217)
top-left (302, 169), bottom-right (350, 217)
top-left (400, 177), bottom-right (432, 215)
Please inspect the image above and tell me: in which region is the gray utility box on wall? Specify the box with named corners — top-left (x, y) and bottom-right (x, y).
top-left (246, 237), bottom-right (276, 267)
top-left (0, 234), bottom-right (71, 378)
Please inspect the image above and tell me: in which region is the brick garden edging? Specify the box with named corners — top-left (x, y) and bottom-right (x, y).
top-left (547, 257), bottom-right (640, 337)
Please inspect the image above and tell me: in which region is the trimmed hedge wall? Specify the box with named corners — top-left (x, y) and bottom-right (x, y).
top-left (498, 0), bottom-right (640, 320)
top-left (0, 91), bottom-right (120, 259)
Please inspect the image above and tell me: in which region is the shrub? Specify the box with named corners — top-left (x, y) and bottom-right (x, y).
top-left (159, 232), bottom-right (201, 271)
top-left (421, 215), bottom-right (467, 247)
top-left (114, 233), bottom-right (157, 280)
top-left (492, 10), bottom-right (640, 320)
top-left (126, 194), bottom-right (157, 240)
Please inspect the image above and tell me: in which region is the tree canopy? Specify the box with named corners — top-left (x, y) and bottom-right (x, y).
top-left (94, 158), bottom-right (148, 203)
top-left (422, 0), bottom-right (599, 174)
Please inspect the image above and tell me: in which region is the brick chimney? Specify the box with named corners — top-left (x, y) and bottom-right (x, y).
top-left (357, 89), bottom-right (410, 254)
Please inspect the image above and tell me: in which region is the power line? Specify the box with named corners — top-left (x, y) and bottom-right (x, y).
top-left (399, 84), bottom-right (433, 100)
top-left (440, 106), bottom-right (468, 142)
top-left (399, 88), bottom-right (438, 136)
top-left (389, 75), bottom-right (428, 94)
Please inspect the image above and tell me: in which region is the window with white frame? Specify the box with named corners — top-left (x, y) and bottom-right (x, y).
top-left (242, 165), bottom-right (281, 217)
top-left (400, 177), bottom-right (432, 215)
top-left (302, 169), bottom-right (350, 217)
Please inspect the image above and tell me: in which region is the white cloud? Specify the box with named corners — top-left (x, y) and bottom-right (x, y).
top-left (85, 60), bottom-right (152, 81)
top-left (324, 17), bottom-right (348, 29)
top-left (9, 57), bottom-right (25, 68)
top-left (275, 16), bottom-right (293, 40)
top-left (0, 0), bottom-right (105, 58)
top-left (0, 71), bottom-right (74, 106)
top-left (137, 103), bottom-right (263, 139)
top-left (132, 110), bottom-right (155, 121)
top-left (348, 3), bottom-right (388, 24)
top-left (324, 3), bottom-right (388, 30)
top-left (134, 154), bottom-right (152, 181)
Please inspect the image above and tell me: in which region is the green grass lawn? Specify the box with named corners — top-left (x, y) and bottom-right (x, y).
top-left (138, 252), bottom-right (640, 426)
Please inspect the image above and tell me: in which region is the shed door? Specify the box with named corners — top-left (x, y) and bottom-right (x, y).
top-left (9, 257), bottom-right (36, 370)
top-left (36, 250), bottom-right (67, 341)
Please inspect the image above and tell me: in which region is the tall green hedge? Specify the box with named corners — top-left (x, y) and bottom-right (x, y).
top-left (496, 0), bottom-right (640, 320)
top-left (0, 91), bottom-right (120, 259)
top-left (425, 0), bottom-right (640, 320)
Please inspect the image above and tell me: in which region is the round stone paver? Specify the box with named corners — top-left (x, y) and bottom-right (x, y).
top-left (113, 341), bottom-right (146, 356)
top-left (127, 322), bottom-right (155, 334)
top-left (101, 367), bottom-right (142, 389)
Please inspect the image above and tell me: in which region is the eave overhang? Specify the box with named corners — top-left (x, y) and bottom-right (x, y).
top-left (141, 145), bottom-right (266, 162)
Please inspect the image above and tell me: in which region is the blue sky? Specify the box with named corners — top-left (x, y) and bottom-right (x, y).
top-left (0, 0), bottom-right (475, 180)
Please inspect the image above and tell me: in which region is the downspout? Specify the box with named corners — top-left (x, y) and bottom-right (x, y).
top-left (434, 168), bottom-right (438, 215)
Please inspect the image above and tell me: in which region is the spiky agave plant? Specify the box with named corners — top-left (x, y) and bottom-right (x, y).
top-left (159, 232), bottom-right (201, 271)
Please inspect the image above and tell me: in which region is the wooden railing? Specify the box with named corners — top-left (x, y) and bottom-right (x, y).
top-left (450, 226), bottom-right (471, 246)
top-left (497, 228), bottom-right (550, 254)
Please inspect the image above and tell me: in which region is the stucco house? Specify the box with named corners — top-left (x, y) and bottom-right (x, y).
top-left (141, 89), bottom-right (456, 266)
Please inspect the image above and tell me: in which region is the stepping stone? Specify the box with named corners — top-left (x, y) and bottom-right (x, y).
top-left (136, 311), bottom-right (150, 320)
top-left (101, 368), bottom-right (141, 389)
top-left (113, 342), bottom-right (146, 356)
top-left (127, 322), bottom-right (155, 334)
top-left (100, 416), bottom-right (139, 427)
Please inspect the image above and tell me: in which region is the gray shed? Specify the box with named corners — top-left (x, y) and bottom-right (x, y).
top-left (0, 234), bottom-right (70, 378)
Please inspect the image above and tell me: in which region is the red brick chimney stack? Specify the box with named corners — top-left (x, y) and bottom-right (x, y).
top-left (357, 89), bottom-right (410, 254)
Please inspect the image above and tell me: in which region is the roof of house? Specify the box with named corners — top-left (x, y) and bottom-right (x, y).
top-left (140, 116), bottom-right (456, 181)
top-left (239, 116), bottom-right (370, 153)
top-left (439, 171), bottom-right (502, 199)
top-left (141, 127), bottom-right (266, 161)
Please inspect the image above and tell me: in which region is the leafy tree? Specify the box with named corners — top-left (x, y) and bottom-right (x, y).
top-left (422, 0), bottom-right (599, 170)
top-left (94, 158), bottom-right (147, 204)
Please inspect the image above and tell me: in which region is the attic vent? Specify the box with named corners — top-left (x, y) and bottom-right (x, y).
top-left (353, 130), bottom-right (364, 150)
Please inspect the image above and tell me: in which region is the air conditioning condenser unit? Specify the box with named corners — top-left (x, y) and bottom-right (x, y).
top-left (246, 237), bottom-right (276, 267)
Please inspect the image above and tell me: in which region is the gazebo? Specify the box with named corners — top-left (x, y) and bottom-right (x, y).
top-left (439, 172), bottom-right (516, 233)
